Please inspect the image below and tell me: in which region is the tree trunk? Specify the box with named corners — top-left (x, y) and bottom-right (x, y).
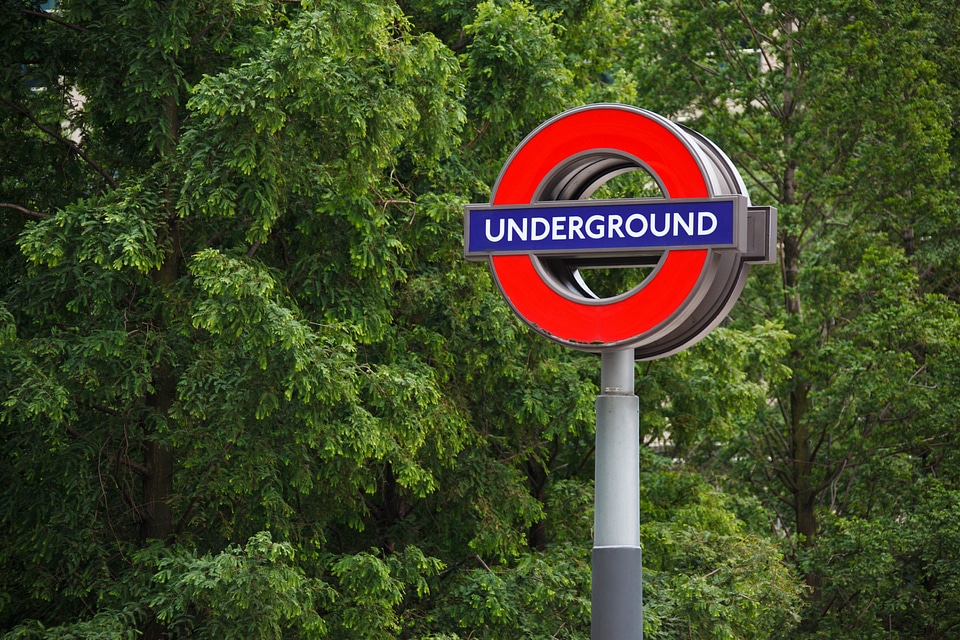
top-left (140, 93), bottom-right (181, 545)
top-left (140, 96), bottom-right (181, 640)
top-left (140, 286), bottom-right (177, 544)
top-left (783, 230), bottom-right (815, 551)
top-left (142, 440), bottom-right (174, 542)
top-left (780, 102), bottom-right (821, 599)
top-left (140, 222), bottom-right (180, 544)
top-left (790, 382), bottom-right (815, 547)
top-left (526, 457), bottom-right (548, 551)
top-left (376, 463), bottom-right (410, 554)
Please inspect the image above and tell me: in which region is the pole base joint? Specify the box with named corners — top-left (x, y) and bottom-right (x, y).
top-left (592, 545), bottom-right (643, 639)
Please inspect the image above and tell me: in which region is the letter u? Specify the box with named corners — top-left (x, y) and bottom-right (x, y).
top-left (485, 218), bottom-right (505, 242)
top-left (651, 213), bottom-right (670, 237)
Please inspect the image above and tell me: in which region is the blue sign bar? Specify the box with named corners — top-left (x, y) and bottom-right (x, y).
top-left (465, 196), bottom-right (746, 260)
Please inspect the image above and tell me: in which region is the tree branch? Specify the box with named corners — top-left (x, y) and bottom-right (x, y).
top-left (736, 161), bottom-right (780, 203)
top-left (188, 21), bottom-right (216, 47)
top-left (15, 7), bottom-right (91, 34)
top-left (474, 554), bottom-right (492, 573)
top-left (0, 202), bottom-right (53, 219)
top-left (763, 417), bottom-right (791, 455)
top-left (734, 0), bottom-right (777, 75)
top-left (466, 120), bottom-right (489, 149)
top-left (115, 455), bottom-right (149, 478)
top-left (814, 454), bottom-right (854, 495)
top-left (688, 57), bottom-right (722, 78)
top-left (0, 96), bottom-right (118, 189)
top-left (450, 29), bottom-right (472, 52)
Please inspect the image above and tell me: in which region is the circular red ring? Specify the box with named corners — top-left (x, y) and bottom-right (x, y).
top-left (489, 106), bottom-right (710, 346)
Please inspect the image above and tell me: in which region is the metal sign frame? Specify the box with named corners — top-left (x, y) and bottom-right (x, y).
top-left (465, 104), bottom-right (775, 360)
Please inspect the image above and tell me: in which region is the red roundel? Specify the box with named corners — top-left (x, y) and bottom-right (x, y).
top-left (488, 106), bottom-right (711, 349)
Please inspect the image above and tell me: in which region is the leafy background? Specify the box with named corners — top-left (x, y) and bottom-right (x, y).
top-left (1, 0), bottom-right (959, 638)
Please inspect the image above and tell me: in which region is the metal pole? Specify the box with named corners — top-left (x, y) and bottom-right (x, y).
top-left (593, 348), bottom-right (642, 639)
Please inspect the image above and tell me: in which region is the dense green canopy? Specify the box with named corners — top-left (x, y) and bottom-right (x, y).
top-left (1, 0), bottom-right (958, 638)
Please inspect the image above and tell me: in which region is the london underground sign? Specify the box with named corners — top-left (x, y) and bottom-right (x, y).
top-left (464, 104), bottom-right (776, 360)
top-left (466, 104), bottom-right (775, 640)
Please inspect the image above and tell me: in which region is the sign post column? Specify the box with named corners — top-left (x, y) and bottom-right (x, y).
top-left (592, 348), bottom-right (642, 639)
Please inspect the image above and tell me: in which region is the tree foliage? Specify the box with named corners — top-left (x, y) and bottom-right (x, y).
top-left (2, 0), bottom-right (957, 638)
top-left (630, 0), bottom-right (960, 635)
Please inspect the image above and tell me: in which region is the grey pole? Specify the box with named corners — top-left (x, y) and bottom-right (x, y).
top-left (593, 348), bottom-right (642, 639)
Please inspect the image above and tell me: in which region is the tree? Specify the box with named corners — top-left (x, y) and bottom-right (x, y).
top-left (629, 0), bottom-right (960, 634)
top-left (2, 1), bottom-right (467, 635)
top-left (1, 0), bottom-right (805, 637)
